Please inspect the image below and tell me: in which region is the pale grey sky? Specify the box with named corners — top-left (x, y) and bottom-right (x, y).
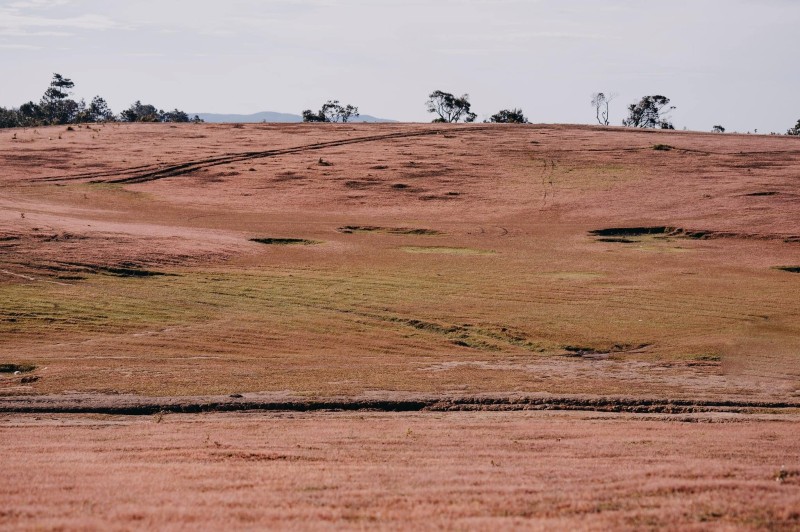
top-left (2, 0), bottom-right (799, 132)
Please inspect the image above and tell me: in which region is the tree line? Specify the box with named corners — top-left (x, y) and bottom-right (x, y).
top-left (305, 89), bottom-right (800, 135)
top-left (0, 73), bottom-right (201, 128)
top-left (3, 75), bottom-right (798, 135)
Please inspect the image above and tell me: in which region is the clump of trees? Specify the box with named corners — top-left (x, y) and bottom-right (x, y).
top-left (0, 73), bottom-right (200, 128)
top-left (712, 125), bottom-right (725, 133)
top-left (487, 108), bottom-right (528, 123)
top-left (622, 95), bottom-right (675, 129)
top-left (426, 90), bottom-right (477, 123)
top-left (787, 119), bottom-right (800, 136)
top-left (302, 100), bottom-right (359, 123)
top-left (119, 101), bottom-right (197, 123)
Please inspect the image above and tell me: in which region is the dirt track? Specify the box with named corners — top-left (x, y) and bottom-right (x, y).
top-left (2, 392), bottom-right (800, 416)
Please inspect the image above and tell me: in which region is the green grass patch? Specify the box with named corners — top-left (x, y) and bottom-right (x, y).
top-left (0, 276), bottom-right (204, 336)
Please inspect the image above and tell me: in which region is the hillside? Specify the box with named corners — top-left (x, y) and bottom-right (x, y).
top-left (2, 122), bottom-right (800, 530)
top-left (1, 122), bottom-right (798, 401)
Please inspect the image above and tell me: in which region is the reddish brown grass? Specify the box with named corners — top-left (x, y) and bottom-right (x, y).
top-left (1, 123), bottom-right (798, 399)
top-left (1, 411), bottom-right (799, 530)
top-left (1, 123), bottom-right (799, 527)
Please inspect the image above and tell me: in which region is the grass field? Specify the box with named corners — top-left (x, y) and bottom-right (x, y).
top-left (1, 123), bottom-right (799, 528)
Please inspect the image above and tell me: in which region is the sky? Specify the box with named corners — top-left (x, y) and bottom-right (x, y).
top-left (1, 0), bottom-right (799, 132)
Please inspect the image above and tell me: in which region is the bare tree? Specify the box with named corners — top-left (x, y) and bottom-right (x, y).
top-left (591, 92), bottom-right (616, 126)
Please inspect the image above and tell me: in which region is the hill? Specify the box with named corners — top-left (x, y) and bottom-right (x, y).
top-left (2, 123), bottom-right (800, 529)
top-left (194, 110), bottom-right (396, 123)
top-left (2, 122), bottom-right (799, 399)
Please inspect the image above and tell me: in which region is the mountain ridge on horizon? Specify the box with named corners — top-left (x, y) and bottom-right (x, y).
top-left (194, 111), bottom-right (396, 123)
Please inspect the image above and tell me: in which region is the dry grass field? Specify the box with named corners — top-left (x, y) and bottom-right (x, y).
top-left (1, 122), bottom-right (799, 528)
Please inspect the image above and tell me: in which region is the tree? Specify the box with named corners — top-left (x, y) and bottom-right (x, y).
top-left (0, 107), bottom-right (20, 128)
top-left (120, 101), bottom-right (162, 122)
top-left (41, 73), bottom-right (79, 125)
top-left (87, 96), bottom-right (115, 122)
top-left (488, 108), bottom-right (528, 123)
top-left (302, 100), bottom-right (359, 123)
top-left (591, 92), bottom-right (615, 126)
top-left (787, 119), bottom-right (800, 136)
top-left (161, 109), bottom-right (191, 123)
top-left (322, 100), bottom-right (358, 123)
top-left (622, 95), bottom-right (675, 129)
top-left (302, 109), bottom-right (326, 122)
top-left (426, 90), bottom-right (477, 123)
top-left (711, 125), bottom-right (725, 133)
top-left (18, 101), bottom-right (44, 127)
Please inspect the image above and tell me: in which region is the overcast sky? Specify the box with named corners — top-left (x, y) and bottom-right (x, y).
top-left (2, 0), bottom-right (799, 132)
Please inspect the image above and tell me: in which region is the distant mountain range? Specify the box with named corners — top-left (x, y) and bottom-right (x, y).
top-left (194, 111), bottom-right (396, 123)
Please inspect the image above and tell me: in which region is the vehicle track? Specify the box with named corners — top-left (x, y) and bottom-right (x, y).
top-left (1, 393), bottom-right (799, 415)
top-left (33, 127), bottom-right (490, 185)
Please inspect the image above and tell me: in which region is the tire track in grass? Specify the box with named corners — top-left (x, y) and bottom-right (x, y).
top-left (33, 127), bottom-right (493, 185)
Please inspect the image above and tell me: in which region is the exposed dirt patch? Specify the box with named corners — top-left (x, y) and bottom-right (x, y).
top-left (590, 227), bottom-right (674, 238)
top-left (561, 343), bottom-right (652, 359)
top-left (250, 238), bottom-right (319, 246)
top-left (0, 364), bottom-right (35, 373)
top-left (344, 179), bottom-right (379, 190)
top-left (337, 226), bottom-right (441, 235)
top-left (400, 246), bottom-right (494, 255)
top-left (2, 393), bottom-right (799, 415)
top-left (590, 226), bottom-right (800, 243)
